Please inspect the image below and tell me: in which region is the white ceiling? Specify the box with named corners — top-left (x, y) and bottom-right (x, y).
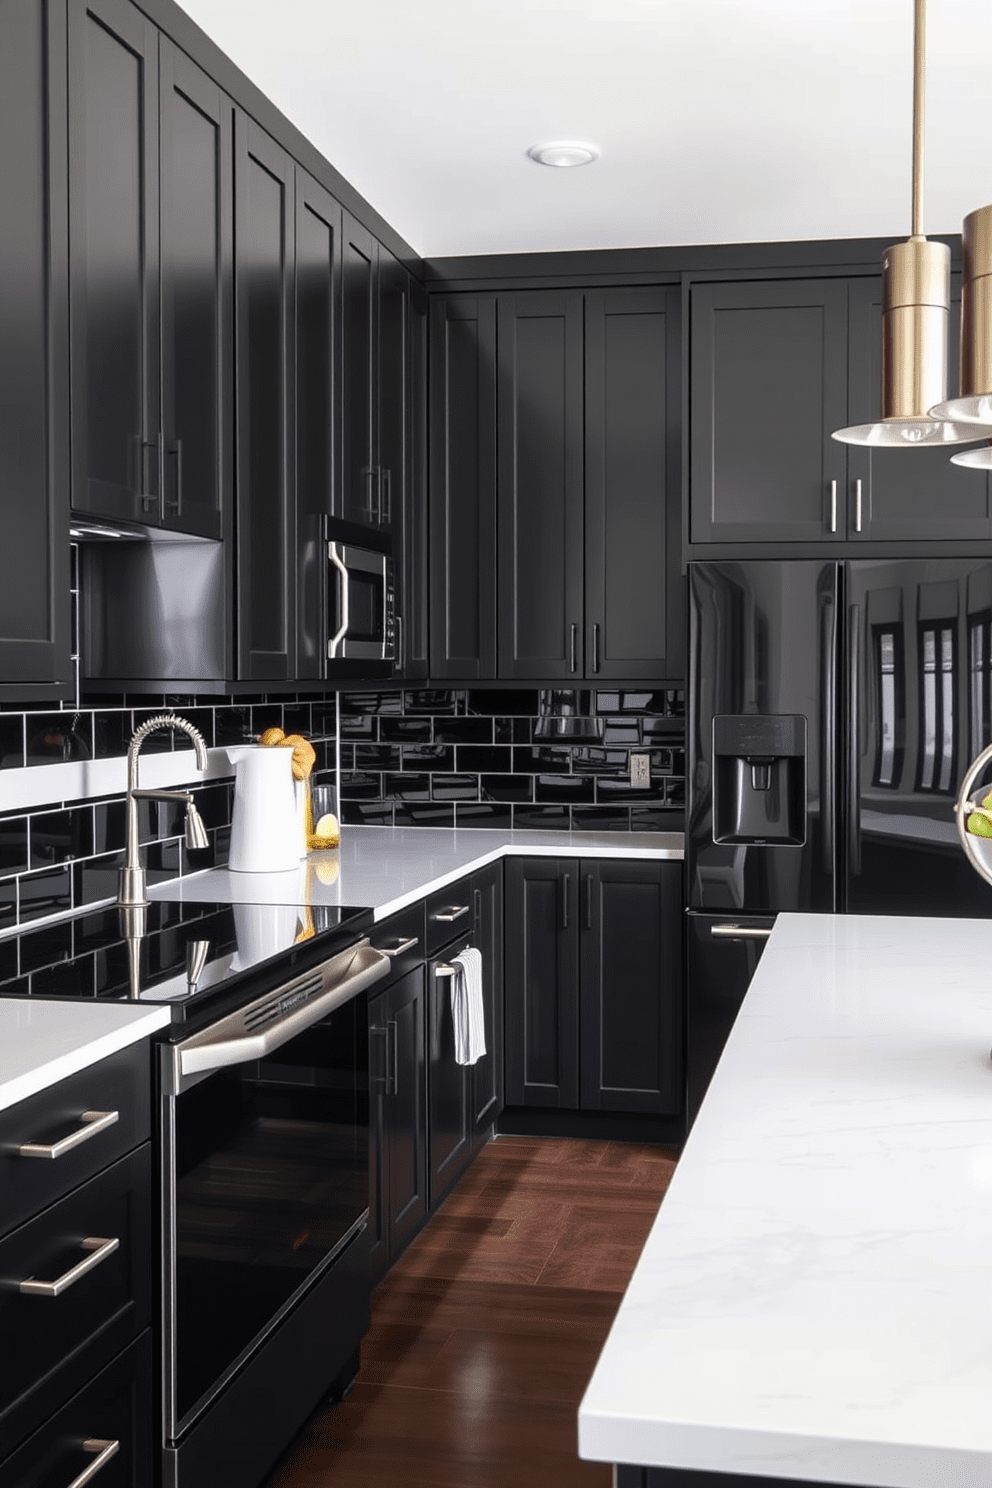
top-left (176, 0), bottom-right (992, 259)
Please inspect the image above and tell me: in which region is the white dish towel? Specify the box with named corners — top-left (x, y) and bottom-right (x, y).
top-left (450, 947), bottom-right (486, 1066)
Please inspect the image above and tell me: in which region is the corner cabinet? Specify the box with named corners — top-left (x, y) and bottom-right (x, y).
top-left (504, 857), bottom-right (682, 1115)
top-left (0, 0), bottom-right (71, 692)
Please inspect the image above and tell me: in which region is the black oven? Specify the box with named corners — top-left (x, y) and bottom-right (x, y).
top-left (327, 517), bottom-right (395, 668)
top-left (159, 936), bottom-right (390, 1488)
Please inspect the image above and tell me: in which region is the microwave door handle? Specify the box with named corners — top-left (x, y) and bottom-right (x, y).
top-left (328, 541), bottom-right (350, 658)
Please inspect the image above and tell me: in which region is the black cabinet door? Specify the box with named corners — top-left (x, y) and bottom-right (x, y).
top-left (579, 859), bottom-right (682, 1114)
top-left (0, 0), bottom-right (70, 690)
top-left (234, 113), bottom-right (294, 681)
top-left (294, 168), bottom-right (340, 682)
top-left (399, 282), bottom-right (429, 679)
top-left (690, 278), bottom-right (849, 543)
top-left (68, 0), bottom-right (160, 526)
top-left (368, 965), bottom-right (429, 1284)
top-left (846, 277), bottom-right (992, 541)
top-left (340, 212), bottom-right (377, 526)
top-left (503, 858), bottom-right (580, 1109)
top-left (428, 295), bottom-right (497, 679)
top-left (158, 41), bottom-right (231, 542)
top-left (585, 288), bottom-right (684, 681)
top-left (497, 293), bottom-right (585, 679)
top-left (427, 942), bottom-right (473, 1205)
top-left (469, 862), bottom-right (504, 1142)
top-left (377, 249), bottom-right (408, 545)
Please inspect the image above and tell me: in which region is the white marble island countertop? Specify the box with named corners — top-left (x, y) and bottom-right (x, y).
top-left (579, 911), bottom-right (992, 1488)
top-left (152, 825), bottom-right (683, 920)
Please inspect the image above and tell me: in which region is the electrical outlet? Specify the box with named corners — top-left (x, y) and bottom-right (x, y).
top-left (630, 753), bottom-right (651, 788)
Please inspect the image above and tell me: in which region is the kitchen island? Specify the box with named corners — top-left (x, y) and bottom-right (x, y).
top-left (579, 911), bottom-right (992, 1488)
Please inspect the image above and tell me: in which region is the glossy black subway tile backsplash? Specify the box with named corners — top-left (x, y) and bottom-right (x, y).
top-left (338, 687), bottom-right (684, 832)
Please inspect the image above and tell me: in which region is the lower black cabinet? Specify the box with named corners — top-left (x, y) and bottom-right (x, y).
top-left (469, 862), bottom-right (504, 1141)
top-left (368, 964), bottom-right (429, 1285)
top-left (505, 858), bottom-right (682, 1116)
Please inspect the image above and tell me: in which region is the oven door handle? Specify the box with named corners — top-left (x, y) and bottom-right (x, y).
top-left (176, 942), bottom-right (391, 1083)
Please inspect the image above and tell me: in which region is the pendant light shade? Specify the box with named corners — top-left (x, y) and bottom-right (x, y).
top-left (930, 203), bottom-right (992, 432)
top-left (832, 0), bottom-right (977, 449)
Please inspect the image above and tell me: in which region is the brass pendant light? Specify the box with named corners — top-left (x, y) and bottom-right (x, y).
top-left (833, 0), bottom-right (978, 448)
top-left (931, 205), bottom-right (992, 466)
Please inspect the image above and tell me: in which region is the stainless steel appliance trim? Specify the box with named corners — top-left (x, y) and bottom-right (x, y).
top-left (171, 939), bottom-right (390, 1088)
top-left (17, 1109), bottom-right (119, 1160)
top-left (19, 1236), bottom-right (120, 1297)
top-left (830, 478), bottom-right (838, 533)
top-left (430, 905), bottom-right (469, 923)
top-left (855, 477), bottom-right (863, 532)
top-left (161, 1062), bottom-right (178, 1444)
top-left (379, 936), bottom-right (419, 957)
top-left (709, 923), bottom-right (773, 941)
top-left (67, 1439), bottom-right (120, 1488)
top-left (570, 622), bottom-right (577, 672)
top-left (327, 540), bottom-right (350, 658)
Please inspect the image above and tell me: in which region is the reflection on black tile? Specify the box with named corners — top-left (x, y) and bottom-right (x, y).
top-left (339, 714), bottom-right (377, 742)
top-left (214, 705), bottom-right (254, 746)
top-left (494, 717), bottom-right (531, 745)
top-left (666, 780), bottom-right (686, 806)
top-left (512, 805), bottom-right (570, 830)
top-left (18, 866), bottom-right (72, 922)
top-left (455, 802), bottom-right (512, 829)
top-left (31, 807), bottom-right (94, 867)
top-left (403, 689), bottom-right (462, 715)
top-left (481, 774), bottom-right (533, 804)
top-left (93, 799), bottom-right (127, 855)
top-left (456, 745), bottom-right (512, 773)
top-left (282, 703), bottom-right (313, 735)
top-left (379, 718), bottom-right (432, 743)
top-left (190, 781), bottom-right (233, 830)
top-left (597, 778), bottom-right (666, 803)
top-left (432, 717), bottom-right (492, 745)
top-left (630, 806), bottom-right (684, 831)
top-left (601, 718), bottom-right (641, 745)
top-left (0, 817), bottom-right (29, 874)
top-left (310, 700), bottom-right (338, 736)
top-left (0, 714), bottom-right (23, 769)
top-left (342, 800), bottom-right (394, 826)
top-left (73, 853), bottom-right (125, 908)
top-left (572, 805), bottom-right (632, 831)
top-left (354, 744), bottom-right (401, 771)
top-left (383, 773), bottom-right (430, 802)
top-left (340, 771), bottom-right (382, 801)
top-left (467, 690), bottom-right (540, 716)
top-left (512, 745), bottom-right (572, 774)
top-left (340, 691), bottom-right (402, 716)
top-left (401, 744), bottom-right (454, 772)
top-left (20, 919), bottom-right (72, 974)
top-left (432, 774), bottom-right (479, 802)
top-left (26, 713), bottom-right (92, 764)
top-left (392, 801), bottom-right (454, 827)
top-left (571, 747), bottom-right (629, 775)
top-left (0, 878), bottom-right (15, 927)
top-left (535, 774), bottom-right (595, 804)
top-left (642, 715), bottom-right (686, 743)
top-left (32, 957), bottom-right (96, 998)
top-left (92, 710), bottom-right (132, 758)
top-left (0, 936), bottom-right (17, 982)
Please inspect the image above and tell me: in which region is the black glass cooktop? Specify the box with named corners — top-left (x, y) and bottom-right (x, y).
top-left (0, 898), bottom-right (374, 1019)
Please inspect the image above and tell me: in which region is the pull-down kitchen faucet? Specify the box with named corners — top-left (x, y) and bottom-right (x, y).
top-left (118, 713), bottom-right (209, 909)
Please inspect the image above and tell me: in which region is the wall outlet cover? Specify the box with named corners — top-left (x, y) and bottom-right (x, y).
top-left (630, 753), bottom-right (651, 788)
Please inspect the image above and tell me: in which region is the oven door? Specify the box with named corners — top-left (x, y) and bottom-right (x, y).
top-left (160, 939), bottom-right (389, 1444)
top-left (328, 540), bottom-right (395, 662)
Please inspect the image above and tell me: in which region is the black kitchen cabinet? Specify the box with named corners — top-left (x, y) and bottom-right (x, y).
top-left (469, 862), bottom-right (504, 1141)
top-left (340, 212), bottom-right (378, 528)
top-left (399, 282), bottom-right (429, 679)
top-left (0, 0), bottom-right (71, 692)
top-left (497, 293), bottom-right (585, 679)
top-left (294, 167), bottom-right (341, 680)
top-left (428, 294), bottom-right (498, 679)
top-left (234, 113), bottom-right (295, 681)
top-left (689, 277), bottom-right (850, 544)
top-left (505, 857), bottom-right (682, 1115)
top-left (427, 934), bottom-right (474, 1205)
top-left (368, 962), bottom-right (429, 1286)
top-left (846, 277), bottom-right (992, 542)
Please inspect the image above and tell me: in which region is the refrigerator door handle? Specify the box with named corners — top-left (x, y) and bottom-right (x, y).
top-left (820, 588), bottom-right (836, 879)
top-left (848, 603), bottom-right (862, 878)
top-left (710, 923), bottom-right (773, 941)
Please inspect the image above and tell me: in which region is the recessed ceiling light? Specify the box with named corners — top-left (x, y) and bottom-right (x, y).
top-left (527, 142), bottom-right (599, 169)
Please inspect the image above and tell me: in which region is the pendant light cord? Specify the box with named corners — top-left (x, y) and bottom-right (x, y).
top-left (911, 0), bottom-right (925, 239)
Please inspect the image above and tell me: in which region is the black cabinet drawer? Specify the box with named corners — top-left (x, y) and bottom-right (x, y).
top-left (369, 901), bottom-right (425, 980)
top-left (425, 881), bottom-right (474, 957)
top-left (0, 1330), bottom-right (152, 1488)
top-left (0, 1146), bottom-right (151, 1450)
top-left (0, 1043), bottom-right (151, 1238)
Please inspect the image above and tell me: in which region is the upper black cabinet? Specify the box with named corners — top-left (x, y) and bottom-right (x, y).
top-left (690, 274), bottom-right (992, 546)
top-left (69, 0), bottom-right (229, 539)
top-left (399, 282), bottom-right (429, 679)
top-left (0, 0), bottom-right (71, 691)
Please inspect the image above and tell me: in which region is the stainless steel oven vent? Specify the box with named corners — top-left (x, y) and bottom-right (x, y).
top-left (243, 971), bottom-right (324, 1032)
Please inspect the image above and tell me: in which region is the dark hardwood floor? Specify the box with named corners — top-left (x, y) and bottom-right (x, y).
top-left (265, 1135), bottom-right (678, 1487)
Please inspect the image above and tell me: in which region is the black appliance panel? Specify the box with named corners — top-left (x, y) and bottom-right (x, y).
top-left (685, 912), bottom-right (773, 1131)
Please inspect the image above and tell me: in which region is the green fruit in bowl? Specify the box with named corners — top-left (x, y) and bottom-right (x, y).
top-left (968, 811), bottom-right (992, 838)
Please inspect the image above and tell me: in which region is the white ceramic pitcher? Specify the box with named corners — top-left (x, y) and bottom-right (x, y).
top-left (228, 746), bottom-right (306, 872)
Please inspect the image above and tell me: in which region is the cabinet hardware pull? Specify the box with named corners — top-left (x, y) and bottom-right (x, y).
top-left (365, 467), bottom-right (378, 523)
top-left (592, 623), bottom-right (600, 674)
top-left (473, 888), bottom-right (481, 935)
top-left (855, 477), bottom-right (863, 533)
top-left (390, 1020), bottom-right (398, 1097)
top-left (562, 873), bottom-right (571, 930)
top-left (66, 1439), bottom-right (120, 1488)
top-left (164, 438), bottom-right (183, 514)
top-left (19, 1236), bottom-right (120, 1297)
top-left (431, 905), bottom-right (469, 923)
top-left (829, 479), bottom-right (838, 533)
top-left (18, 1109), bottom-right (119, 1160)
top-left (370, 1025), bottom-right (389, 1092)
top-left (434, 963), bottom-right (457, 978)
top-left (709, 923), bottom-right (773, 941)
top-left (379, 936), bottom-right (419, 958)
top-left (381, 468), bottom-right (392, 524)
top-left (570, 623), bottom-right (577, 673)
top-left (585, 873), bottom-right (594, 930)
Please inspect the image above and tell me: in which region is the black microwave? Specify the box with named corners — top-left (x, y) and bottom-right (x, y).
top-left (327, 518), bottom-right (395, 670)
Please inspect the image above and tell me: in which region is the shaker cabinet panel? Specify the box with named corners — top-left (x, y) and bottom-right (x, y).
top-left (469, 862), bottom-right (504, 1138)
top-left (0, 0), bottom-right (71, 689)
top-left (504, 858), bottom-right (580, 1109)
top-left (340, 213), bottom-right (377, 528)
top-left (400, 282), bottom-right (430, 679)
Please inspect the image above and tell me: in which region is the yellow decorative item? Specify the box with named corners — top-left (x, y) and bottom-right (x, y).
top-left (279, 733), bottom-right (317, 782)
top-left (309, 811), bottom-right (340, 850)
top-left (312, 855), bottom-right (340, 885)
top-left (258, 726), bottom-right (286, 746)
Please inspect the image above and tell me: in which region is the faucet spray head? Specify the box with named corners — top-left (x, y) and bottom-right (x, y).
top-left (185, 801), bottom-right (210, 851)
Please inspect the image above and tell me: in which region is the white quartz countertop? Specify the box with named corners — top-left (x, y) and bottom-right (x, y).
top-left (152, 826), bottom-right (683, 921)
top-left (0, 1000), bottom-right (171, 1112)
top-left (579, 911), bottom-right (992, 1487)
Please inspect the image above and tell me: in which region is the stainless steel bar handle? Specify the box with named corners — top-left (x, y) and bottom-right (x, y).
top-left (390, 1020), bottom-right (398, 1096)
top-left (562, 872), bottom-right (571, 930)
top-left (379, 936), bottom-right (419, 958)
top-left (381, 468), bottom-right (392, 524)
top-left (855, 478), bottom-right (863, 533)
top-left (829, 479), bottom-right (838, 533)
top-left (709, 924), bottom-right (773, 941)
top-left (592, 623), bottom-right (600, 674)
top-left (435, 964), bottom-right (457, 978)
top-left (19, 1236), bottom-right (120, 1297)
top-left (570, 623), bottom-right (577, 673)
top-left (164, 438), bottom-right (183, 513)
top-left (327, 541), bottom-right (350, 658)
top-left (585, 873), bottom-right (594, 930)
top-left (66, 1439), bottom-right (120, 1488)
top-left (18, 1110), bottom-right (119, 1160)
top-left (431, 905), bottom-right (469, 923)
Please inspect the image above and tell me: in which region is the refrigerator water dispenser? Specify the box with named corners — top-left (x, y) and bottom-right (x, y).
top-left (712, 715), bottom-right (807, 845)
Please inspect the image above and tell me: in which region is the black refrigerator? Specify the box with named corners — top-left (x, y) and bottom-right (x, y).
top-left (686, 557), bottom-right (992, 1123)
